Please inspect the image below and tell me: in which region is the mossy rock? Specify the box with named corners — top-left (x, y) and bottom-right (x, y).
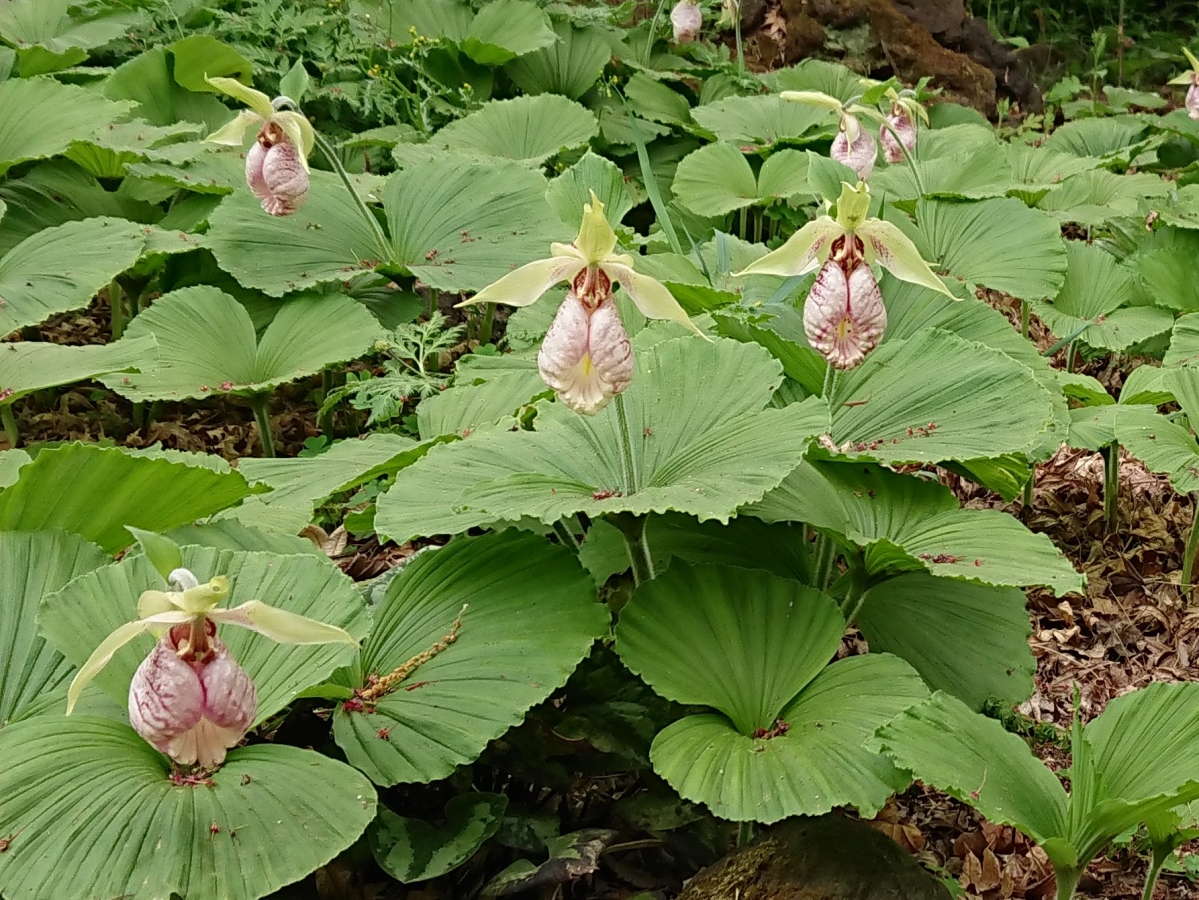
top-left (677, 813), bottom-right (950, 900)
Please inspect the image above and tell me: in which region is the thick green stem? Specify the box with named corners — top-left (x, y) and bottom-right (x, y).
top-left (1183, 495), bottom-right (1199, 595)
top-left (821, 365), bottom-right (838, 405)
top-left (248, 394), bottom-right (276, 458)
top-left (736, 821), bottom-right (754, 847)
top-left (840, 559), bottom-right (869, 625)
top-left (881, 117), bottom-right (926, 197)
top-left (1054, 867), bottom-right (1082, 900)
top-left (1022, 465), bottom-right (1035, 514)
top-left (612, 513), bottom-right (656, 587)
top-left (478, 302), bottom-right (495, 346)
top-left (614, 392), bottom-right (638, 494)
top-left (1, 404), bottom-right (19, 449)
top-left (1066, 339), bottom-right (1077, 374)
top-left (734, 12), bottom-right (744, 76)
top-left (1104, 440), bottom-right (1119, 533)
top-left (1141, 847), bottom-right (1169, 900)
top-left (1021, 299), bottom-right (1031, 340)
top-left (552, 519), bottom-right (580, 552)
top-left (319, 370), bottom-right (335, 437)
top-left (109, 278), bottom-right (125, 340)
top-left (131, 401), bottom-right (145, 431)
top-left (811, 531), bottom-right (835, 591)
top-left (643, 0), bottom-right (670, 65)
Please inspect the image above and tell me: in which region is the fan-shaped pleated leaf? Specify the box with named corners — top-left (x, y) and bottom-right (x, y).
top-left (0, 531), bottom-right (109, 725)
top-left (917, 197), bottom-right (1067, 301)
top-left (416, 95), bottom-right (597, 165)
top-left (0, 77), bottom-right (134, 174)
top-left (0, 443), bottom-right (256, 552)
top-left (0, 0), bottom-right (137, 57)
top-left (672, 143), bottom-right (809, 215)
top-left (0, 717), bottom-right (375, 900)
top-left (872, 143), bottom-right (1011, 201)
top-left (1042, 115), bottom-right (1152, 159)
top-left (40, 545), bottom-right (370, 722)
top-left (828, 330), bottom-right (1057, 463)
top-left (103, 47), bottom-right (234, 128)
top-left (505, 20), bottom-right (611, 100)
top-left (1036, 170), bottom-right (1165, 227)
top-left (767, 59), bottom-right (861, 103)
top-left (416, 370), bottom-right (547, 440)
top-left (0, 335), bottom-right (156, 406)
top-left (689, 95), bottom-right (837, 149)
top-left (0, 216), bottom-right (145, 333)
top-left (857, 573), bottom-right (1033, 710)
top-left (371, 793), bottom-right (508, 883)
top-left (103, 287), bottom-right (382, 402)
top-left (616, 562), bottom-right (925, 822)
top-left (1031, 241), bottom-right (1171, 351)
top-left (546, 150), bottom-right (634, 230)
top-left (350, 0), bottom-right (472, 43)
top-left (459, 0), bottom-right (556, 65)
top-left (333, 530), bottom-right (606, 785)
top-left (374, 337), bottom-right (827, 542)
top-left (1115, 409), bottom-right (1199, 494)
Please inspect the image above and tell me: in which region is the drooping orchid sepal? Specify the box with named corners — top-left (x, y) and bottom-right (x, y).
top-left (781, 89), bottom-right (883, 180)
top-left (1168, 48), bottom-right (1199, 120)
top-left (878, 87), bottom-right (927, 164)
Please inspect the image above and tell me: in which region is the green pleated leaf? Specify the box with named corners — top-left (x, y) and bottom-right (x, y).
top-left (672, 143), bottom-right (809, 216)
top-left (333, 531), bottom-right (606, 785)
top-left (0, 216), bottom-right (146, 333)
top-left (416, 370), bottom-right (547, 440)
top-left (0, 444), bottom-right (257, 552)
top-left (766, 59), bottom-right (862, 103)
top-left (103, 287), bottom-right (382, 402)
top-left (0, 0), bottom-right (138, 58)
top-left (875, 691), bottom-right (1070, 846)
top-left (415, 95), bottom-right (596, 165)
top-left (0, 449), bottom-right (30, 489)
top-left (460, 0), bottom-right (556, 65)
top-left (0, 531), bottom-right (110, 725)
top-left (546, 150), bottom-right (633, 230)
top-left (41, 545), bottom-right (370, 721)
top-left (1115, 409), bottom-right (1199, 494)
top-left (829, 330), bottom-right (1057, 463)
top-left (1030, 241), bottom-right (1171, 351)
top-left (370, 793), bottom-right (508, 883)
top-left (104, 47), bottom-right (234, 128)
top-left (230, 433), bottom-right (430, 533)
top-left (625, 72), bottom-right (692, 126)
top-left (1036, 169), bottom-right (1166, 228)
top-left (0, 717), bottom-right (376, 900)
top-left (0, 77), bottom-right (134, 174)
top-left (374, 337), bottom-right (827, 542)
top-left (872, 143), bottom-right (1012, 201)
top-left (689, 95), bottom-right (837, 150)
top-left (1042, 115), bottom-right (1152, 159)
top-left (0, 335), bottom-right (156, 406)
top-left (917, 197), bottom-right (1067, 301)
top-left (504, 20), bottom-right (610, 100)
top-left (858, 573), bottom-right (1033, 710)
top-left (351, 0), bottom-right (472, 43)
top-left (1164, 312), bottom-right (1199, 367)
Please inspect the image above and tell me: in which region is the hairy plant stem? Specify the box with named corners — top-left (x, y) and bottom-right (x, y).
top-left (1141, 845), bottom-right (1170, 900)
top-left (1103, 440), bottom-right (1119, 533)
top-left (319, 370), bottom-right (336, 437)
top-left (736, 821), bottom-right (754, 847)
top-left (273, 97), bottom-right (390, 260)
top-left (131, 402), bottom-right (145, 431)
top-left (611, 512), bottom-right (656, 587)
top-left (1065, 339), bottom-right (1077, 374)
top-left (109, 278), bottom-right (125, 340)
top-left (882, 117), bottom-right (926, 197)
top-left (734, 13), bottom-right (744, 76)
top-left (821, 364), bottom-right (838, 405)
top-left (1021, 299), bottom-right (1031, 340)
top-left (1055, 867), bottom-right (1082, 900)
top-left (811, 531), bottom-right (836, 591)
top-left (248, 393), bottom-right (276, 458)
top-left (840, 557), bottom-right (869, 625)
top-left (1, 404), bottom-right (19, 449)
top-left (478, 302), bottom-right (495, 346)
top-left (643, 0), bottom-right (670, 65)
top-left (1183, 494), bottom-right (1199, 597)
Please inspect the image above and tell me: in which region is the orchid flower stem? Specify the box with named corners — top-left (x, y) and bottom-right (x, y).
top-left (1183, 494), bottom-right (1199, 596)
top-left (1103, 440), bottom-right (1119, 533)
top-left (615, 392), bottom-right (638, 494)
top-left (734, 14), bottom-right (745, 76)
top-left (478, 302), bottom-right (495, 346)
top-left (110, 278), bottom-right (125, 341)
top-left (248, 394), bottom-right (276, 458)
top-left (643, 0), bottom-right (670, 65)
top-left (883, 119), bottom-right (925, 197)
top-left (821, 365), bottom-right (839, 406)
top-left (1, 404), bottom-right (19, 449)
top-left (552, 520), bottom-right (580, 552)
top-left (275, 98), bottom-right (390, 260)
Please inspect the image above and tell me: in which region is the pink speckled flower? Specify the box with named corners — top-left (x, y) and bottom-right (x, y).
top-left (880, 105), bottom-right (917, 163)
top-left (129, 624), bottom-right (257, 769)
top-left (67, 567), bottom-right (356, 770)
top-left (831, 124), bottom-right (876, 180)
top-left (245, 122), bottom-right (310, 216)
top-left (671, 0), bottom-right (702, 43)
top-left (205, 76), bottom-right (315, 217)
top-left (804, 244), bottom-right (887, 370)
top-left (538, 281), bottom-right (634, 416)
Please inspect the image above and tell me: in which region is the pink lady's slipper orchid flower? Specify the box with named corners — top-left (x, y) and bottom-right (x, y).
top-left (67, 567), bottom-right (356, 769)
top-left (205, 75), bottom-right (316, 216)
top-left (783, 90), bottom-right (878, 180)
top-left (880, 91), bottom-right (925, 163)
top-left (459, 191), bottom-right (705, 415)
top-left (1169, 48), bottom-right (1199, 120)
top-left (736, 181), bottom-right (954, 369)
top-left (671, 0), bottom-right (702, 43)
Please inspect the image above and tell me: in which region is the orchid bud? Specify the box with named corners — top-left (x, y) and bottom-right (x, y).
top-left (880, 106), bottom-right (917, 163)
top-left (128, 624), bottom-right (257, 770)
top-left (538, 287), bottom-right (633, 416)
top-left (245, 122), bottom-right (309, 217)
top-left (804, 258), bottom-right (886, 370)
top-left (831, 126), bottom-right (877, 180)
top-left (1188, 77), bottom-right (1199, 120)
top-left (671, 0), bottom-right (702, 43)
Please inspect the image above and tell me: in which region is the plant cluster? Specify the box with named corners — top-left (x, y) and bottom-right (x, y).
top-left (7, 0), bottom-right (1199, 899)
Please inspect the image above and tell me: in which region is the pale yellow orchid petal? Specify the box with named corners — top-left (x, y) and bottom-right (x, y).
top-left (205, 110), bottom-right (262, 146)
top-left (856, 219), bottom-right (954, 298)
top-left (209, 601), bottom-right (358, 645)
top-left (1184, 47), bottom-right (1199, 72)
top-left (780, 90), bottom-right (844, 112)
top-left (205, 75), bottom-right (275, 118)
top-left (576, 191), bottom-right (619, 264)
top-left (137, 589), bottom-right (177, 619)
top-left (177, 576), bottom-right (229, 615)
top-left (734, 216), bottom-right (843, 278)
top-left (65, 612), bottom-right (193, 714)
top-left (835, 181), bottom-right (872, 231)
top-left (457, 256), bottom-right (586, 308)
top-left (604, 262), bottom-right (708, 339)
top-left (1169, 73), bottom-right (1195, 86)
top-left (272, 110), bottom-right (316, 168)
top-left (550, 242), bottom-right (587, 259)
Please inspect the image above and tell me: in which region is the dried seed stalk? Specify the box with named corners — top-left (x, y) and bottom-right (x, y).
top-left (359, 604), bottom-right (467, 702)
